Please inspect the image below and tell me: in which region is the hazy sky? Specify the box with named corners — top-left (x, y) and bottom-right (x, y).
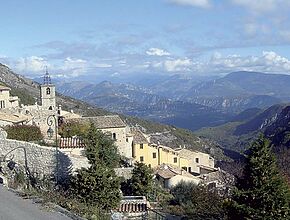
top-left (1, 0), bottom-right (290, 78)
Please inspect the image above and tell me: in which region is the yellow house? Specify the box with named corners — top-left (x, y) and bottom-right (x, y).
top-left (132, 129), bottom-right (215, 175)
top-left (175, 148), bottom-right (215, 174)
top-left (132, 129), bottom-right (158, 168)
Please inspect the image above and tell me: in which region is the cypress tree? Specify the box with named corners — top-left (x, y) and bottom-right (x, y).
top-left (70, 123), bottom-right (121, 210)
top-left (123, 162), bottom-right (153, 197)
top-left (228, 136), bottom-right (290, 219)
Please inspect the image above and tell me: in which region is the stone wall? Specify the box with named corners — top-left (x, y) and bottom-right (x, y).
top-left (0, 130), bottom-right (72, 180)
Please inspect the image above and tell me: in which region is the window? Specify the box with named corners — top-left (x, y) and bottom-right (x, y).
top-left (140, 156), bottom-right (144, 162)
top-left (182, 167), bottom-right (187, 171)
top-left (174, 157), bottom-right (177, 163)
top-left (148, 164), bottom-right (151, 168)
top-left (153, 153), bottom-right (157, 159)
top-left (48, 106), bottom-right (53, 110)
top-left (112, 133), bottom-right (117, 140)
top-left (196, 158), bottom-right (199, 163)
top-left (0, 100), bottom-right (5, 108)
top-left (140, 143), bottom-right (143, 149)
top-left (126, 138), bottom-right (129, 142)
top-left (188, 167), bottom-right (192, 173)
top-left (46, 87), bottom-right (51, 95)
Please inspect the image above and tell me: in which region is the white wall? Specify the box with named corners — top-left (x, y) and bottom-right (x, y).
top-left (166, 175), bottom-right (200, 188)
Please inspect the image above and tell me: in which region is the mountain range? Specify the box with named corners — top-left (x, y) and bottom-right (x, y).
top-left (55, 71), bottom-right (290, 131)
top-left (1, 62), bottom-right (290, 166)
top-left (0, 63), bottom-right (226, 160)
top-left (196, 103), bottom-right (289, 152)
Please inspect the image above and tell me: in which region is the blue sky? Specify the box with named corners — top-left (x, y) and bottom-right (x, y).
top-left (1, 0), bottom-right (290, 79)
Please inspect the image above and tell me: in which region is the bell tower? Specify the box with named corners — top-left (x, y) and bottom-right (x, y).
top-left (40, 68), bottom-right (56, 111)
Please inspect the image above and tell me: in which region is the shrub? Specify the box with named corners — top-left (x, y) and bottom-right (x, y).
top-left (5, 124), bottom-right (43, 142)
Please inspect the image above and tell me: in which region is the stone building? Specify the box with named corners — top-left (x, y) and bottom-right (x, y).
top-left (154, 164), bottom-right (201, 188)
top-left (132, 129), bottom-right (215, 175)
top-left (40, 70), bottom-right (56, 111)
top-left (175, 148), bottom-right (215, 175)
top-left (66, 115), bottom-right (133, 159)
top-left (0, 111), bottom-right (32, 126)
top-left (0, 85), bottom-right (19, 109)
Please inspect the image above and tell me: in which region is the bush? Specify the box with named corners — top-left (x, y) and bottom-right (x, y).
top-left (5, 125), bottom-right (43, 142)
top-left (58, 121), bottom-right (90, 138)
top-left (166, 182), bottom-right (226, 220)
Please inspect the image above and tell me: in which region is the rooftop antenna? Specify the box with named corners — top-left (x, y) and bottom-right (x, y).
top-left (43, 66), bottom-right (51, 85)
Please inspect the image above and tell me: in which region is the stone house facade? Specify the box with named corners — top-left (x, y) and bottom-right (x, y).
top-left (66, 115), bottom-right (133, 159)
top-left (132, 129), bottom-right (215, 175)
top-left (0, 85), bottom-right (19, 109)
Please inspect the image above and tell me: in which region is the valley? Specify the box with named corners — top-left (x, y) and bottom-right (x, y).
top-left (55, 71), bottom-right (290, 132)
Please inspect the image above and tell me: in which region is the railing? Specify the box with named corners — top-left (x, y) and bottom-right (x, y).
top-left (59, 137), bottom-right (86, 149)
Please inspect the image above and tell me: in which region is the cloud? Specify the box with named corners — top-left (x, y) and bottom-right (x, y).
top-left (168, 0), bottom-right (211, 8)
top-left (61, 57), bottom-right (89, 77)
top-left (279, 30), bottom-right (290, 42)
top-left (243, 23), bottom-right (270, 37)
top-left (231, 0), bottom-right (289, 13)
top-left (206, 51), bottom-right (290, 73)
top-left (164, 58), bottom-right (192, 72)
top-left (151, 58), bottom-right (193, 72)
top-left (147, 51), bottom-right (290, 74)
top-left (146, 48), bottom-right (171, 56)
top-left (93, 63), bottom-right (112, 68)
top-left (15, 56), bottom-right (49, 73)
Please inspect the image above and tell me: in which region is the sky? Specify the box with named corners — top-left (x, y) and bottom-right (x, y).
top-left (1, 0), bottom-right (290, 79)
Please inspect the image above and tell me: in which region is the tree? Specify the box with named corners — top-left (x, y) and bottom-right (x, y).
top-left (122, 162), bottom-right (153, 197)
top-left (70, 166), bottom-right (121, 210)
top-left (167, 182), bottom-right (226, 220)
top-left (70, 123), bottom-right (121, 210)
top-left (228, 136), bottom-right (290, 219)
top-left (84, 123), bottom-right (120, 168)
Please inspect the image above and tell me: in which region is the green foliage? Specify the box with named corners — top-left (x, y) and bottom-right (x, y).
top-left (166, 181), bottom-right (226, 220)
top-left (148, 180), bottom-right (173, 204)
top-left (84, 123), bottom-right (120, 168)
top-left (70, 123), bottom-right (121, 210)
top-left (70, 166), bottom-right (121, 210)
top-left (9, 170), bottom-right (26, 189)
top-left (5, 125), bottom-right (43, 142)
top-left (228, 136), bottom-right (290, 219)
top-left (122, 162), bottom-right (153, 197)
top-left (25, 187), bottom-right (111, 220)
top-left (59, 121), bottom-right (90, 138)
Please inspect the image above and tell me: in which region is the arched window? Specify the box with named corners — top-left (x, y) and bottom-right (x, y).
top-left (46, 87), bottom-right (51, 95)
top-left (112, 133), bottom-right (117, 140)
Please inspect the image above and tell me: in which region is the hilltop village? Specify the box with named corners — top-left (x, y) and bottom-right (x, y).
top-left (0, 71), bottom-right (232, 218)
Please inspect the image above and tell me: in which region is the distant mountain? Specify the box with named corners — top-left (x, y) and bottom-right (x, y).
top-left (56, 71), bottom-right (290, 131)
top-left (179, 71), bottom-right (290, 112)
top-left (0, 63), bottom-right (226, 160)
top-left (195, 103), bottom-right (290, 153)
top-left (185, 95), bottom-right (282, 113)
top-left (188, 71), bottom-right (290, 98)
top-left (148, 74), bottom-right (217, 99)
top-left (56, 80), bottom-right (232, 131)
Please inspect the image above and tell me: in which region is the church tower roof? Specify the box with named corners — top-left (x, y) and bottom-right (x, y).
top-left (43, 66), bottom-right (52, 85)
